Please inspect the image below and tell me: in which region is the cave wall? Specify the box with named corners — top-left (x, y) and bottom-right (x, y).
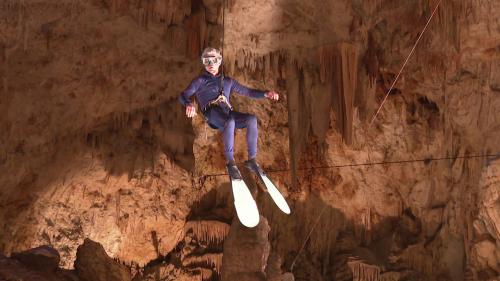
top-left (1, 0), bottom-right (500, 280)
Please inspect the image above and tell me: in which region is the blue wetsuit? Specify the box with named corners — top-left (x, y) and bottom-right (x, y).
top-left (179, 71), bottom-right (266, 162)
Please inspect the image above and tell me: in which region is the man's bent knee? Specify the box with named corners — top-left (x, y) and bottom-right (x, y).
top-left (224, 116), bottom-right (236, 128)
top-left (247, 115), bottom-right (257, 127)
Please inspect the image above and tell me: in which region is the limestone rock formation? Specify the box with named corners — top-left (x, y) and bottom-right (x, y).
top-left (0, 253), bottom-right (77, 281)
top-left (221, 216), bottom-right (271, 281)
top-left (0, 0), bottom-right (500, 280)
top-left (11, 245), bottom-right (61, 273)
top-left (74, 238), bottom-right (131, 281)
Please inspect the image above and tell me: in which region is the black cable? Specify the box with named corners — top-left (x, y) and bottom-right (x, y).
top-left (200, 153), bottom-right (500, 179)
top-left (219, 0), bottom-right (225, 98)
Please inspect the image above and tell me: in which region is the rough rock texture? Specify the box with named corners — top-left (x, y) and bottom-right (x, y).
top-left (0, 0), bottom-right (199, 268)
top-left (11, 245), bottom-right (61, 273)
top-left (472, 159), bottom-right (500, 279)
top-left (1, 0), bottom-right (500, 280)
top-left (74, 238), bottom-right (131, 281)
top-left (0, 253), bottom-right (78, 281)
top-left (221, 216), bottom-right (271, 281)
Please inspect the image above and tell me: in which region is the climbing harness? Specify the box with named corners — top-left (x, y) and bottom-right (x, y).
top-left (369, 0), bottom-right (442, 126)
top-left (202, 94), bottom-right (233, 112)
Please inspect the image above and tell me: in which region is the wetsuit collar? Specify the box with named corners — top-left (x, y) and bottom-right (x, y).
top-left (204, 70), bottom-right (223, 78)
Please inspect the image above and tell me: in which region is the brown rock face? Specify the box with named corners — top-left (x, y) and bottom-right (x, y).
top-left (0, 251), bottom-right (77, 281)
top-left (74, 238), bottom-right (131, 281)
top-left (1, 0), bottom-right (500, 280)
top-left (11, 245), bottom-right (61, 273)
top-left (221, 216), bottom-right (271, 281)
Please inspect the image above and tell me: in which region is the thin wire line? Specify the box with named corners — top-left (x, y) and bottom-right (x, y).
top-left (221, 0), bottom-right (225, 61)
top-left (369, 0), bottom-right (442, 126)
top-left (289, 204), bottom-right (328, 271)
top-left (200, 153), bottom-right (500, 179)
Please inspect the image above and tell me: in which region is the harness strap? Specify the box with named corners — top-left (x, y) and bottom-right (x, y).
top-left (203, 94), bottom-right (233, 112)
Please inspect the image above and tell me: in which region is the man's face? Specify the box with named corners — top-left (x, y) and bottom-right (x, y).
top-left (202, 51), bottom-right (222, 75)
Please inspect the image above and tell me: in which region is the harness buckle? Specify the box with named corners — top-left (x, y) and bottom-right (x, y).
top-left (203, 94), bottom-right (233, 112)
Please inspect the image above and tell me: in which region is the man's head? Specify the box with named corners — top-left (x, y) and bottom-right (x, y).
top-left (201, 47), bottom-right (222, 76)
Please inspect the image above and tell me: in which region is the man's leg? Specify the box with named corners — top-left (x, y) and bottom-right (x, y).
top-left (222, 116), bottom-right (236, 163)
top-left (232, 112), bottom-right (258, 160)
top-left (205, 107), bottom-right (236, 163)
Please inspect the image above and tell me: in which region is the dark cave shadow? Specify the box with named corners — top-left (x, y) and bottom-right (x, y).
top-left (255, 191), bottom-right (425, 281)
top-left (84, 96), bottom-right (196, 178)
top-left (186, 181), bottom-right (234, 224)
top-left (186, 162), bottom-right (265, 224)
top-left (117, 174), bottom-right (427, 281)
top-left (180, 172), bottom-right (404, 280)
top-left (0, 96), bottom-right (197, 254)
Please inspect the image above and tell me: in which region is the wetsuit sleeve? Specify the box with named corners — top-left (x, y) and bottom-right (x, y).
top-left (230, 78), bottom-right (266, 99)
top-left (179, 77), bottom-right (201, 106)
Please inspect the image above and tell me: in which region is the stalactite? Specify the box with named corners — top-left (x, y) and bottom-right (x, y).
top-left (0, 41), bottom-right (5, 95)
top-left (334, 43), bottom-right (358, 145)
top-left (185, 11), bottom-right (206, 58)
top-left (166, 25), bottom-right (186, 51)
top-left (318, 43), bottom-right (358, 145)
top-left (307, 64), bottom-right (332, 146)
top-left (286, 58), bottom-right (303, 191)
top-left (434, 0), bottom-right (463, 51)
top-left (132, 0), bottom-right (157, 29)
top-left (225, 49), bottom-right (285, 83)
top-left (112, 112), bottom-right (130, 130)
top-left (360, 207), bottom-right (372, 243)
top-left (3, 0), bottom-right (26, 60)
top-left (351, 207), bottom-right (375, 245)
top-left (318, 45), bottom-right (335, 84)
top-left (164, 0), bottom-right (174, 25)
top-left (200, 268), bottom-right (214, 281)
top-left (120, 0), bottom-right (131, 16)
top-left (403, 244), bottom-right (433, 275)
top-left (182, 253), bottom-right (223, 274)
top-left (347, 257), bottom-right (381, 281)
top-left (380, 272), bottom-right (400, 281)
top-left (184, 220), bottom-right (230, 244)
top-left (129, 112), bottom-right (143, 130)
top-left (123, 0), bottom-right (193, 26)
top-left (223, 49), bottom-right (235, 75)
top-left (365, 34), bottom-right (379, 86)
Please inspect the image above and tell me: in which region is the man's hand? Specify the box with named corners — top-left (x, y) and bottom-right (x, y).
top-left (265, 91), bottom-right (279, 101)
top-left (186, 104), bottom-right (197, 118)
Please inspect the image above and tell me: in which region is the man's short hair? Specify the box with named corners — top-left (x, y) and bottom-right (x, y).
top-left (201, 47), bottom-right (222, 58)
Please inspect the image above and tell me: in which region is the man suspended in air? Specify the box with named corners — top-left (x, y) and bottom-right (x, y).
top-left (179, 47), bottom-right (289, 228)
top-left (179, 47), bottom-right (279, 178)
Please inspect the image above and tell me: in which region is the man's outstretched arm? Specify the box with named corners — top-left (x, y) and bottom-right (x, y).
top-left (230, 79), bottom-right (266, 99)
top-left (230, 78), bottom-right (279, 100)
